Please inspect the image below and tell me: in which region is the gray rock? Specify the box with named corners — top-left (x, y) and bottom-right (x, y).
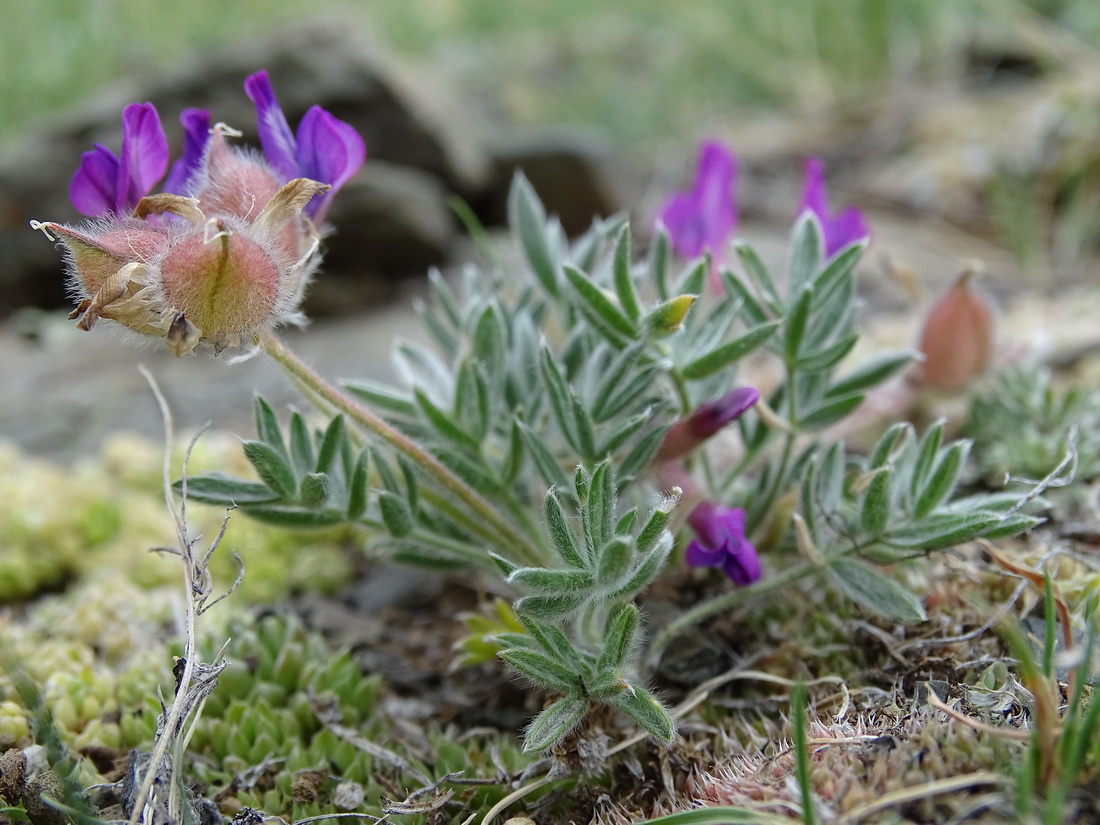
top-left (480, 126), bottom-right (641, 235)
top-left (309, 159), bottom-right (455, 315)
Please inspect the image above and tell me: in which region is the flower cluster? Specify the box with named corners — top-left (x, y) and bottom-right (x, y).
top-left (34, 71), bottom-right (365, 356)
top-left (656, 140), bottom-right (869, 269)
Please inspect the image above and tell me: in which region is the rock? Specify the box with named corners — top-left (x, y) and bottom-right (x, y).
top-left (0, 16), bottom-right (488, 318)
top-left (309, 159), bottom-right (455, 315)
top-left (479, 126), bottom-right (641, 235)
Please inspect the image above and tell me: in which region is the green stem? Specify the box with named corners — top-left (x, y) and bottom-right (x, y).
top-left (260, 331), bottom-right (534, 564)
top-left (747, 364), bottom-right (798, 534)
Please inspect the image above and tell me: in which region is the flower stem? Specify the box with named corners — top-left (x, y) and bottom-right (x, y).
top-left (259, 331), bottom-right (537, 564)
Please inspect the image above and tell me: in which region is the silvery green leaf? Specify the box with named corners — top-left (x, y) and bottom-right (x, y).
top-left (545, 490), bottom-right (586, 569)
top-left (828, 558), bottom-right (926, 622)
top-left (673, 259), bottom-right (708, 299)
top-left (599, 408), bottom-right (654, 456)
top-left (379, 490), bottom-right (413, 537)
top-left (860, 467), bottom-right (893, 538)
top-left (911, 420), bottom-right (946, 501)
top-left (811, 240), bottom-right (866, 301)
top-left (499, 650), bottom-right (579, 694)
top-left (564, 263), bottom-right (636, 341)
top-left (371, 447), bottom-right (400, 493)
top-left (299, 473), bottom-right (330, 509)
top-left (613, 223), bottom-right (642, 322)
top-left (174, 474), bottom-right (278, 506)
top-left (886, 512), bottom-right (1003, 550)
top-left (826, 351), bottom-right (915, 399)
top-left (818, 441), bottom-right (846, 511)
top-left (508, 173), bottom-right (560, 297)
top-left (637, 505), bottom-right (673, 555)
top-left (869, 422), bottom-right (913, 470)
top-left (798, 394), bottom-right (864, 430)
top-left (521, 616), bottom-right (579, 663)
top-left (240, 503), bottom-right (347, 529)
top-left (515, 593), bottom-right (586, 621)
top-left (315, 415), bottom-right (346, 474)
top-left (649, 226), bottom-right (671, 300)
top-left (288, 412), bottom-right (314, 476)
top-left (522, 696), bottom-right (588, 753)
top-left (606, 532), bottom-right (672, 599)
top-left (914, 440), bottom-right (970, 519)
top-left (721, 271), bottom-right (770, 326)
top-left (683, 292), bottom-right (739, 357)
top-left (473, 302), bottom-right (506, 373)
top-left (342, 379), bottom-right (418, 417)
top-left (783, 287), bottom-right (814, 365)
top-left (414, 388), bottom-right (481, 451)
top-left (427, 267), bottom-right (462, 329)
top-left (618, 426), bottom-right (667, 484)
top-left (595, 364), bottom-right (662, 421)
top-left (787, 212), bottom-right (824, 295)
top-left (597, 604), bottom-right (639, 671)
top-left (798, 332), bottom-right (859, 372)
top-left (735, 241), bottom-right (782, 310)
top-left (242, 440), bottom-right (296, 498)
top-left (386, 540), bottom-right (472, 570)
top-left (596, 536), bottom-right (633, 588)
top-left (588, 461), bottom-right (616, 553)
top-left (395, 340), bottom-right (454, 403)
top-left (539, 344), bottom-right (579, 449)
top-left (615, 509), bottom-right (638, 535)
top-left (800, 460), bottom-right (820, 545)
top-left (346, 449), bottom-right (369, 519)
top-left (980, 513), bottom-right (1044, 539)
top-left (509, 567), bottom-right (594, 596)
top-left (571, 394), bottom-right (598, 460)
top-left (608, 686), bottom-right (675, 744)
top-left (500, 421), bottom-right (524, 484)
top-left (254, 396), bottom-right (287, 457)
top-left (435, 449), bottom-right (500, 494)
top-left (518, 421), bottom-right (569, 489)
top-left (414, 295), bottom-right (459, 352)
top-left (681, 320), bottom-right (781, 380)
top-left (489, 553), bottom-right (519, 577)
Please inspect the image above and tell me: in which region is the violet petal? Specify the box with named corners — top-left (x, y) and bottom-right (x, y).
top-left (295, 105), bottom-right (366, 220)
top-left (244, 70), bottom-right (299, 180)
top-left (70, 144), bottom-right (120, 217)
top-left (723, 546), bottom-right (762, 585)
top-left (690, 386), bottom-right (760, 438)
top-left (822, 205), bottom-right (869, 258)
top-left (163, 108), bottom-right (212, 195)
top-left (118, 102), bottom-right (168, 211)
top-left (685, 539), bottom-right (725, 569)
top-left (693, 140), bottom-right (737, 255)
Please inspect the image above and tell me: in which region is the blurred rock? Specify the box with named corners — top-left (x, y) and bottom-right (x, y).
top-left (478, 127), bottom-right (640, 235)
top-left (308, 159), bottom-right (455, 314)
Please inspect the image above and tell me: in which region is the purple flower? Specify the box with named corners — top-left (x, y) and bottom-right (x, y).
top-left (797, 157), bottom-right (869, 258)
top-left (70, 102), bottom-right (169, 217)
top-left (244, 70), bottom-right (366, 222)
top-left (657, 140), bottom-right (737, 262)
top-left (658, 386), bottom-right (759, 461)
top-left (685, 502), bottom-right (761, 585)
top-left (162, 108), bottom-right (212, 195)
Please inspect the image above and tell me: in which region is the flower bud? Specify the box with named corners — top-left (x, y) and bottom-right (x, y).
top-left (917, 268), bottom-right (993, 391)
top-left (657, 386), bottom-right (759, 461)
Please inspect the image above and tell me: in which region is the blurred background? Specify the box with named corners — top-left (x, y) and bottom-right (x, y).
top-left (2, 0), bottom-right (1099, 454)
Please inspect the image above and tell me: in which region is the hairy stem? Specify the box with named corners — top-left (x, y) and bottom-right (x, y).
top-left (259, 331), bottom-right (537, 565)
